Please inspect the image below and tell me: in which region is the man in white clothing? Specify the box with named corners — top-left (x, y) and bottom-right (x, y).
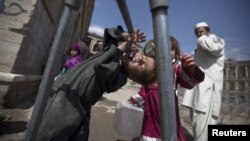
top-left (182, 22), bottom-right (225, 141)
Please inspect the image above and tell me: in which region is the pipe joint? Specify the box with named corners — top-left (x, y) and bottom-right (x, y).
top-left (149, 0), bottom-right (168, 12)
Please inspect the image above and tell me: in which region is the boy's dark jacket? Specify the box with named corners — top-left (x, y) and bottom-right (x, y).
top-left (36, 26), bottom-right (127, 140)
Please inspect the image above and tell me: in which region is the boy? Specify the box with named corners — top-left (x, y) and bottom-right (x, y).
top-left (35, 25), bottom-right (155, 141)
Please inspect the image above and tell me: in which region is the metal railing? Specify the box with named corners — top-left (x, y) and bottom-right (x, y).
top-left (25, 0), bottom-right (83, 140)
top-left (149, 1), bottom-right (176, 140)
top-left (26, 0), bottom-right (176, 140)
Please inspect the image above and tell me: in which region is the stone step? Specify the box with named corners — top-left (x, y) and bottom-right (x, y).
top-left (0, 108), bottom-right (32, 141)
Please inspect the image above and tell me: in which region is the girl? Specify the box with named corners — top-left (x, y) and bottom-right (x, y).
top-left (129, 36), bottom-right (205, 141)
top-left (61, 43), bottom-right (82, 74)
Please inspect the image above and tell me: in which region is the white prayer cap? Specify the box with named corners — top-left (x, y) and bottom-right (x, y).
top-left (195, 22), bottom-right (209, 29)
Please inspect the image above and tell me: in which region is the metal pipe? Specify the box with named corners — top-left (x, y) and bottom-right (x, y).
top-left (116, 0), bottom-right (134, 33)
top-left (149, 0), bottom-right (177, 141)
top-left (25, 0), bottom-right (82, 140)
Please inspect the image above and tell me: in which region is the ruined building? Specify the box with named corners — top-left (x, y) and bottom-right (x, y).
top-left (219, 59), bottom-right (250, 124)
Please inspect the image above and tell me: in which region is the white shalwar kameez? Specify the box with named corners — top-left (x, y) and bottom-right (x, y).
top-left (182, 33), bottom-right (225, 141)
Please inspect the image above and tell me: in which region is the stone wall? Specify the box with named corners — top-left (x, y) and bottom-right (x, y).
top-left (0, 0), bottom-right (57, 74)
top-left (0, 0), bottom-right (95, 107)
top-left (0, 0), bottom-right (58, 107)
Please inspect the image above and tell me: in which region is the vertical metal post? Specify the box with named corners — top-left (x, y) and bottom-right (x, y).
top-left (149, 0), bottom-right (176, 141)
top-left (25, 0), bottom-right (82, 140)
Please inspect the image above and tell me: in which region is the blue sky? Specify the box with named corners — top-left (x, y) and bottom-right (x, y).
top-left (89, 0), bottom-right (250, 61)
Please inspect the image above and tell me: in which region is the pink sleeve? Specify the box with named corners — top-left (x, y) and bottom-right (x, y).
top-left (176, 64), bottom-right (204, 89)
top-left (129, 87), bottom-right (145, 106)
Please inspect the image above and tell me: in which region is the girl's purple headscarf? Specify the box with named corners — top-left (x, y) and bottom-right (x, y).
top-left (64, 43), bottom-right (82, 69)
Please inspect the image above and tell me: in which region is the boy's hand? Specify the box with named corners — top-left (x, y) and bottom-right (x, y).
top-left (181, 54), bottom-right (196, 74)
top-left (126, 29), bottom-right (146, 53)
top-left (131, 29), bottom-right (146, 44)
top-left (121, 29), bottom-right (146, 44)
top-left (119, 29), bottom-right (146, 53)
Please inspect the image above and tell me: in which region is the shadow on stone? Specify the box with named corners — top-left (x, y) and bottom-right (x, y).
top-left (5, 94), bottom-right (36, 109)
top-left (0, 121), bottom-right (27, 135)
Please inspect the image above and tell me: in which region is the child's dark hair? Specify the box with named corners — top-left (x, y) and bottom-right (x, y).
top-left (144, 36), bottom-right (182, 61)
top-left (93, 41), bottom-right (103, 52)
top-left (69, 43), bottom-right (81, 55)
top-left (131, 39), bottom-right (157, 86)
top-left (131, 68), bottom-right (157, 86)
top-left (170, 36), bottom-right (182, 62)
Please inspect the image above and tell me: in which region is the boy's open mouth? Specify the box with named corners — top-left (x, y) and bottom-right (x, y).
top-left (122, 52), bottom-right (135, 61)
top-left (128, 52), bottom-right (135, 61)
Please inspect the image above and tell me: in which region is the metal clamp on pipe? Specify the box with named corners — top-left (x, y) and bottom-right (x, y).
top-left (149, 0), bottom-right (168, 12)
